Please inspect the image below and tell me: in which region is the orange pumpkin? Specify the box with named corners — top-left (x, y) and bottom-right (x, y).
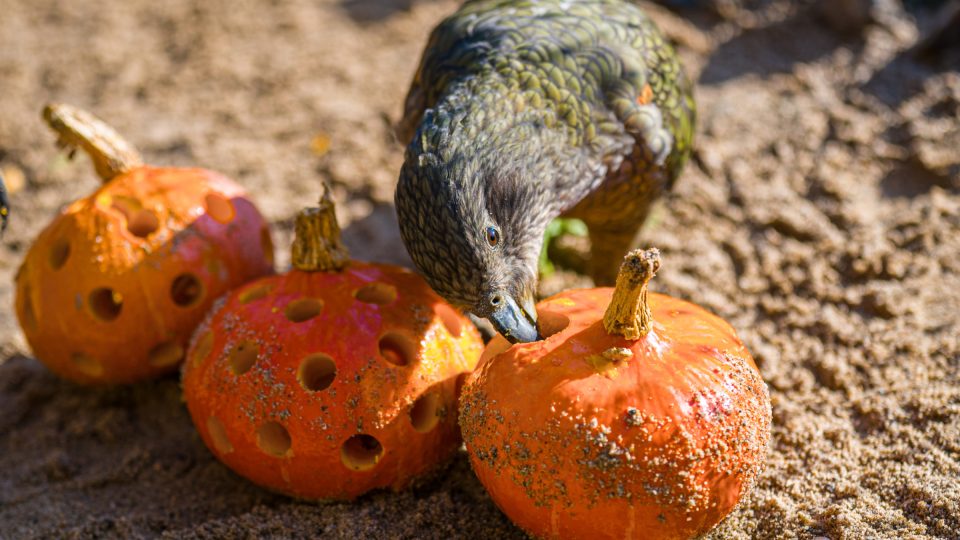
top-left (14, 104), bottom-right (274, 384)
top-left (460, 249), bottom-right (771, 540)
top-left (181, 185), bottom-right (484, 500)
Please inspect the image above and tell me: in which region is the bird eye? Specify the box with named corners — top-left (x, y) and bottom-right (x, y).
top-left (485, 226), bottom-right (500, 248)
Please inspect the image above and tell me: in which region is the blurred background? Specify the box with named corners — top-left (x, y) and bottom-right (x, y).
top-left (0, 0), bottom-right (957, 538)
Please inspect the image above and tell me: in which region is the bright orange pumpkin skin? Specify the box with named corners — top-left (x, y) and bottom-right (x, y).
top-left (14, 166), bottom-right (274, 384)
top-left (460, 288), bottom-right (771, 540)
top-left (181, 262), bottom-right (483, 500)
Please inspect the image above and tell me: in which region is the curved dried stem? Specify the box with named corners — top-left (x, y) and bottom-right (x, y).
top-left (291, 182), bottom-right (350, 272)
top-left (602, 248), bottom-right (661, 340)
top-left (42, 103), bottom-right (142, 182)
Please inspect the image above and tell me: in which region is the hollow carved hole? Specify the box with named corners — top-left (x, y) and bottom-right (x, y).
top-left (298, 354), bottom-right (336, 392)
top-left (238, 283), bottom-right (272, 304)
top-left (341, 434), bottom-right (383, 471)
top-left (284, 298), bottom-right (322, 323)
top-left (205, 192), bottom-right (235, 224)
top-left (206, 416), bottom-right (234, 454)
top-left (126, 209), bottom-right (159, 238)
top-left (171, 273), bottom-right (204, 307)
top-left (110, 196), bottom-right (160, 238)
top-left (71, 352), bottom-right (104, 377)
top-left (378, 333), bottom-right (415, 367)
top-left (229, 340), bottom-right (259, 375)
top-left (410, 392), bottom-right (442, 433)
top-left (89, 288), bottom-right (123, 321)
top-left (148, 341), bottom-right (185, 368)
top-left (434, 304), bottom-right (463, 338)
top-left (192, 330), bottom-right (214, 367)
top-left (49, 238), bottom-right (70, 270)
top-left (354, 283), bottom-right (397, 305)
top-left (256, 421), bottom-right (292, 457)
top-left (539, 311), bottom-right (570, 339)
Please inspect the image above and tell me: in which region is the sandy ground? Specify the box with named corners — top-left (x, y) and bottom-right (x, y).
top-left (1, 0), bottom-right (958, 538)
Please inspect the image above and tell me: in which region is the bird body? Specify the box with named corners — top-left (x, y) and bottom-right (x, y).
top-left (395, 0), bottom-right (695, 342)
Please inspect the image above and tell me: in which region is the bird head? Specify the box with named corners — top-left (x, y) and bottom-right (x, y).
top-left (395, 146), bottom-right (544, 343)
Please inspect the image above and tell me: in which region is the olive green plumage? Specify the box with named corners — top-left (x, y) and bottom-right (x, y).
top-left (395, 0), bottom-right (695, 342)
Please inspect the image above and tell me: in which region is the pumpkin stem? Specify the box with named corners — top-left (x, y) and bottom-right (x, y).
top-left (42, 103), bottom-right (143, 182)
top-left (602, 248), bottom-right (661, 340)
top-left (291, 183), bottom-right (350, 272)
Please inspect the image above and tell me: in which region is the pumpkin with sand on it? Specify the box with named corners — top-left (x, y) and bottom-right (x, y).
top-left (460, 248), bottom-right (772, 540)
top-left (14, 104), bottom-right (274, 384)
top-left (181, 185), bottom-right (484, 500)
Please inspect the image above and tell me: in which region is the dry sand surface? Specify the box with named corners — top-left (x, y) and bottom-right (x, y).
top-left (1, 0), bottom-right (958, 538)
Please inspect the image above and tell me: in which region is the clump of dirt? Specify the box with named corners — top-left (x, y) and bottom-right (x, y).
top-left (0, 0), bottom-right (957, 538)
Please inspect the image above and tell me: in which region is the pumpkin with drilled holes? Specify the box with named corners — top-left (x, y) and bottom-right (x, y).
top-left (14, 104), bottom-right (274, 384)
top-left (460, 249), bottom-right (771, 540)
top-left (181, 185), bottom-right (483, 500)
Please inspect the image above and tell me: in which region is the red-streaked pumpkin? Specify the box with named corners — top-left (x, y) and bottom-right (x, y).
top-left (182, 185), bottom-right (483, 500)
top-left (14, 104), bottom-right (274, 384)
top-left (460, 249), bottom-right (771, 540)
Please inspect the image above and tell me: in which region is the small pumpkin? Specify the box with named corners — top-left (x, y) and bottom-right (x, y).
top-left (14, 104), bottom-right (274, 384)
top-left (460, 249), bottom-right (771, 540)
top-left (181, 185), bottom-right (484, 500)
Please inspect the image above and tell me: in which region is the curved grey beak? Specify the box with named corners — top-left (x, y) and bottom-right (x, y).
top-left (488, 293), bottom-right (540, 343)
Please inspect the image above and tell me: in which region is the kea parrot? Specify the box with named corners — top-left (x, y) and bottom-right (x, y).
top-left (394, 0), bottom-right (695, 343)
